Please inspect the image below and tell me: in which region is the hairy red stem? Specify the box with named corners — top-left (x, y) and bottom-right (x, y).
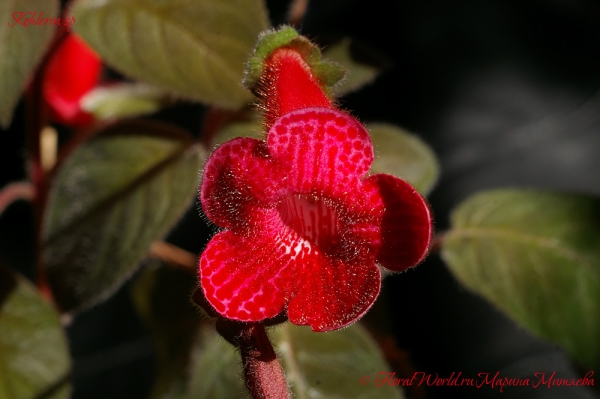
top-left (238, 323), bottom-right (290, 399)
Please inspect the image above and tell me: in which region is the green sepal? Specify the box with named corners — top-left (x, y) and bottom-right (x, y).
top-left (243, 26), bottom-right (346, 95)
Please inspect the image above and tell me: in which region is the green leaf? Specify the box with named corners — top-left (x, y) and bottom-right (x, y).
top-left (0, 0), bottom-right (60, 127)
top-left (71, 0), bottom-right (269, 109)
top-left (273, 323), bottom-right (404, 399)
top-left (42, 121), bottom-right (206, 313)
top-left (323, 38), bottom-right (381, 96)
top-left (368, 123), bottom-right (439, 195)
top-left (441, 189), bottom-right (600, 370)
top-left (188, 323), bottom-right (404, 399)
top-left (81, 83), bottom-right (169, 121)
top-left (131, 260), bottom-right (201, 399)
top-left (0, 263), bottom-right (71, 399)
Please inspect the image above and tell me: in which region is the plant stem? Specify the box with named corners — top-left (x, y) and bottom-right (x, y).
top-left (25, 28), bottom-right (68, 304)
top-left (149, 241), bottom-right (197, 270)
top-left (428, 232), bottom-right (445, 254)
top-left (238, 323), bottom-right (290, 399)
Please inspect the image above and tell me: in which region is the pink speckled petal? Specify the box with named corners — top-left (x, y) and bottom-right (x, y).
top-left (267, 107), bottom-right (374, 197)
top-left (199, 227), bottom-right (297, 322)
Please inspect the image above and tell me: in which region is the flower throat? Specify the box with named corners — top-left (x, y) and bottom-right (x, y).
top-left (277, 195), bottom-right (341, 253)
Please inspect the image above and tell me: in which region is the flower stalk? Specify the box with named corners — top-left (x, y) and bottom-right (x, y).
top-left (238, 323), bottom-right (290, 399)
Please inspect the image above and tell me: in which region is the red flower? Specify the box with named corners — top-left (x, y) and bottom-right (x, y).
top-left (198, 28), bottom-right (432, 332)
top-left (43, 34), bottom-right (101, 127)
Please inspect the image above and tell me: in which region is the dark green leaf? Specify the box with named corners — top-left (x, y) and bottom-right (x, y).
top-left (323, 38), bottom-right (381, 96)
top-left (442, 189), bottom-right (600, 370)
top-left (81, 83), bottom-right (169, 121)
top-left (131, 260), bottom-right (202, 399)
top-left (368, 123), bottom-right (439, 195)
top-left (72, 0), bottom-right (269, 109)
top-left (188, 323), bottom-right (404, 399)
top-left (0, 263), bottom-right (71, 399)
top-left (0, 0), bottom-right (59, 127)
top-left (42, 121), bottom-right (206, 312)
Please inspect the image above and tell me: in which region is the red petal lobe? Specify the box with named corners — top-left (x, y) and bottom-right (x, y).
top-left (200, 229), bottom-right (296, 322)
top-left (201, 137), bottom-right (280, 231)
top-left (366, 174), bottom-right (432, 271)
top-left (268, 107), bottom-right (373, 197)
top-left (287, 258), bottom-right (381, 332)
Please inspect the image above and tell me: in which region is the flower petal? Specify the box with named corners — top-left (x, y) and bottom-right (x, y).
top-left (288, 257), bottom-right (381, 332)
top-left (366, 174), bottom-right (432, 271)
top-left (199, 228), bottom-right (297, 322)
top-left (267, 107), bottom-right (373, 196)
top-left (43, 34), bottom-right (101, 126)
top-left (200, 137), bottom-right (280, 231)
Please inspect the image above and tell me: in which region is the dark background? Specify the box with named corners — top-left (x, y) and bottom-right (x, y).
top-left (1, 0), bottom-right (600, 398)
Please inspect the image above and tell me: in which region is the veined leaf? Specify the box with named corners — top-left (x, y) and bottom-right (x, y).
top-left (442, 189), bottom-right (600, 370)
top-left (0, 0), bottom-right (59, 127)
top-left (0, 263), bottom-right (71, 399)
top-left (368, 123), bottom-right (439, 195)
top-left (42, 121), bottom-right (206, 312)
top-left (71, 0), bottom-right (269, 109)
top-left (273, 323), bottom-right (404, 399)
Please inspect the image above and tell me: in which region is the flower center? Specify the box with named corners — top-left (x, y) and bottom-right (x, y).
top-left (277, 195), bottom-right (341, 253)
